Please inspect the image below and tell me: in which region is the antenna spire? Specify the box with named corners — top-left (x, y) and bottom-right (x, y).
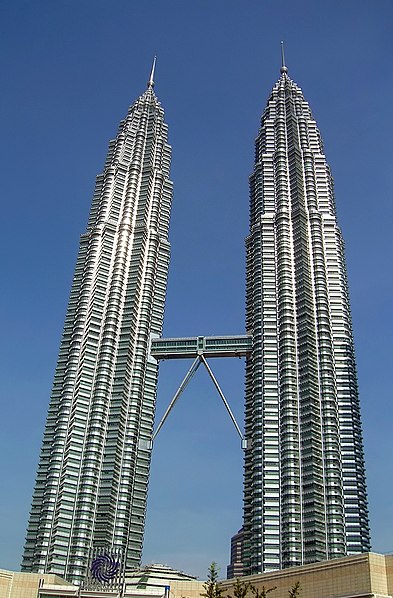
top-left (280, 41), bottom-right (288, 74)
top-left (148, 56), bottom-right (156, 88)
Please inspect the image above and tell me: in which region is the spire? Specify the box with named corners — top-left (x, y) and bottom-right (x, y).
top-left (147, 56), bottom-right (156, 88)
top-left (280, 41), bottom-right (288, 74)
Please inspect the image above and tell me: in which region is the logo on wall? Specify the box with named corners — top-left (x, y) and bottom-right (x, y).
top-left (91, 552), bottom-right (120, 583)
top-left (83, 547), bottom-right (124, 591)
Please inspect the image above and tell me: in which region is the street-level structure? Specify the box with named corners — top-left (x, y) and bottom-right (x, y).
top-left (22, 61), bottom-right (173, 584)
top-left (5, 552), bottom-right (392, 598)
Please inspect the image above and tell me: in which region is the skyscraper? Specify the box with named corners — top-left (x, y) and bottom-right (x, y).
top-left (241, 55), bottom-right (370, 574)
top-left (22, 62), bottom-right (173, 584)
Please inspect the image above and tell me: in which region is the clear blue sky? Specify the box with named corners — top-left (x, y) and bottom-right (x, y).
top-left (0, 0), bottom-right (392, 581)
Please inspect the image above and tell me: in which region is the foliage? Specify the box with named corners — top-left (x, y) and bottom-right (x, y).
top-left (252, 585), bottom-right (277, 598)
top-left (201, 563), bottom-right (226, 598)
top-left (227, 578), bottom-right (253, 598)
top-left (288, 581), bottom-right (301, 598)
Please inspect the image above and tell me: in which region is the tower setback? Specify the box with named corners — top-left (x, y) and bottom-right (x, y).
top-left (241, 61), bottom-right (370, 575)
top-left (21, 55), bottom-right (371, 585)
top-left (22, 67), bottom-right (173, 584)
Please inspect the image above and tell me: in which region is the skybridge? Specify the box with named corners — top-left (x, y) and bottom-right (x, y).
top-left (150, 334), bottom-right (252, 360)
top-left (150, 334), bottom-right (252, 448)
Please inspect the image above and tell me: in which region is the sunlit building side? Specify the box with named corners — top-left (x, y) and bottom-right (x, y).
top-left (22, 64), bottom-right (173, 584)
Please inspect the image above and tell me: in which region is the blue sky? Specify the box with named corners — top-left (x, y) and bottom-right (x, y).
top-left (0, 0), bottom-right (392, 581)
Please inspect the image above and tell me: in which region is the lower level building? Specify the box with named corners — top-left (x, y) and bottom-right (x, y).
top-left (227, 527), bottom-right (245, 579)
top-left (0, 563), bottom-right (203, 598)
top-left (2, 553), bottom-right (393, 598)
top-left (222, 552), bottom-right (393, 598)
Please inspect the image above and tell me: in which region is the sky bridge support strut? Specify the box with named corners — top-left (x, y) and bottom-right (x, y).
top-left (151, 335), bottom-right (250, 449)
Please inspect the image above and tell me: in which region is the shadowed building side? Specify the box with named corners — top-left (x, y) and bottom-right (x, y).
top-left (227, 527), bottom-right (245, 579)
top-left (238, 55), bottom-right (370, 576)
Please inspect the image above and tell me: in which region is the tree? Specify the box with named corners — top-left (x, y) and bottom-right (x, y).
top-left (288, 582), bottom-right (301, 598)
top-left (201, 563), bottom-right (226, 598)
top-left (252, 585), bottom-right (277, 598)
top-left (227, 578), bottom-right (253, 598)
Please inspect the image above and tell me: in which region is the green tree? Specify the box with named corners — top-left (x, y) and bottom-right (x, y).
top-left (201, 563), bottom-right (226, 598)
top-left (252, 585), bottom-right (277, 598)
top-left (227, 578), bottom-right (253, 598)
top-left (288, 581), bottom-right (301, 598)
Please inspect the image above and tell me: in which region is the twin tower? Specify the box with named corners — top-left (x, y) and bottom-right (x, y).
top-left (22, 57), bottom-right (370, 585)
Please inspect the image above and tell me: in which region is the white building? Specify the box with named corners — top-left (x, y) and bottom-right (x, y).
top-left (22, 62), bottom-right (173, 584)
top-left (240, 55), bottom-right (370, 574)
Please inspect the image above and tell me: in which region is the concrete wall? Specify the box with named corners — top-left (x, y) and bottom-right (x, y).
top-left (220, 553), bottom-right (393, 598)
top-left (3, 554), bottom-right (393, 598)
top-left (169, 579), bottom-right (205, 598)
top-left (0, 569), bottom-right (71, 598)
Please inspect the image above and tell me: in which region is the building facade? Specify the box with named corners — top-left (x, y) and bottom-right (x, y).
top-left (222, 553), bottom-right (393, 598)
top-left (227, 527), bottom-right (245, 579)
top-left (22, 65), bottom-right (173, 584)
top-left (21, 56), bottom-right (371, 585)
top-left (241, 61), bottom-right (370, 575)
top-left (3, 553), bottom-right (393, 598)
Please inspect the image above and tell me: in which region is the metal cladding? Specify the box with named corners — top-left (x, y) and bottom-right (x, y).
top-left (242, 67), bottom-right (370, 574)
top-left (22, 79), bottom-right (173, 584)
top-left (21, 57), bottom-right (371, 585)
